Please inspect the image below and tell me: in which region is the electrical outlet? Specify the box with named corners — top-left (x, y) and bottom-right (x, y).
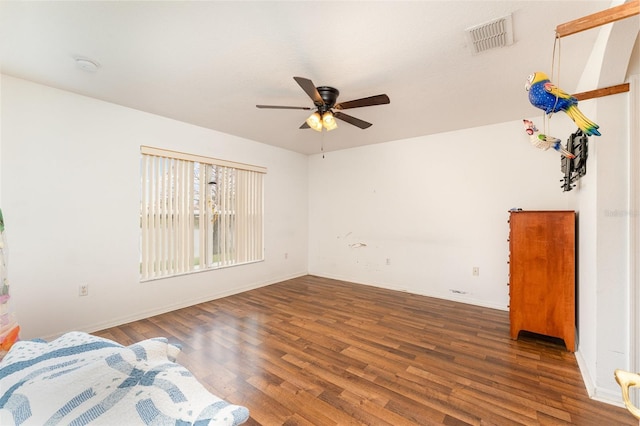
top-left (472, 267), bottom-right (480, 276)
top-left (386, 258), bottom-right (391, 265)
top-left (79, 284), bottom-right (89, 296)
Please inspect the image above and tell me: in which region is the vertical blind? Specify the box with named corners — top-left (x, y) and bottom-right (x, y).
top-left (140, 146), bottom-right (266, 281)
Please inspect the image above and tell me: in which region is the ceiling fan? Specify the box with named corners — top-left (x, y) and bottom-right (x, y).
top-left (256, 77), bottom-right (390, 131)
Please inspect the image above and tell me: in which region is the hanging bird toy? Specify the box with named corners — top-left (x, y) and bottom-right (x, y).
top-left (525, 71), bottom-right (600, 136)
top-left (522, 119), bottom-right (575, 158)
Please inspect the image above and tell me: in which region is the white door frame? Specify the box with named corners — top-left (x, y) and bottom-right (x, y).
top-left (630, 74), bottom-right (639, 407)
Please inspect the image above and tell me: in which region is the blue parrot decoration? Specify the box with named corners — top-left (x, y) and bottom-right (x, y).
top-left (525, 71), bottom-right (600, 136)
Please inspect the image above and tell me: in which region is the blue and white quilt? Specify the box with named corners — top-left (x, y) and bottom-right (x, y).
top-left (0, 332), bottom-right (249, 425)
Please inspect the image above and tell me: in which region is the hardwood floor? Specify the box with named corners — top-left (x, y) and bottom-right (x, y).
top-left (94, 275), bottom-right (636, 425)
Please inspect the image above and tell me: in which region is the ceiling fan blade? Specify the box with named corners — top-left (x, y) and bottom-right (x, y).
top-left (299, 122), bottom-right (310, 129)
top-left (335, 94), bottom-right (390, 110)
top-left (293, 76), bottom-right (324, 106)
top-left (256, 105), bottom-right (313, 110)
top-left (334, 111), bottom-right (373, 129)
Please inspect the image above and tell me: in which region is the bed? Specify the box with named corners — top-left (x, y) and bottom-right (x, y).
top-left (0, 331), bottom-right (250, 425)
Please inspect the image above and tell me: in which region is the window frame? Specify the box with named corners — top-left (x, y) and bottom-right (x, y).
top-left (140, 146), bottom-right (266, 281)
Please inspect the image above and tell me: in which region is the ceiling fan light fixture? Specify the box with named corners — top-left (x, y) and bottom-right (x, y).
top-left (322, 111), bottom-right (338, 131)
top-left (258, 76), bottom-right (388, 131)
top-left (306, 112), bottom-right (323, 131)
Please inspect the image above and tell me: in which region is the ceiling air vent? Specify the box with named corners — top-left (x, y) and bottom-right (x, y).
top-left (465, 14), bottom-right (514, 54)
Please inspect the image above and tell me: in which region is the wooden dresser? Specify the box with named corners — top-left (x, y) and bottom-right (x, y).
top-left (508, 210), bottom-right (576, 351)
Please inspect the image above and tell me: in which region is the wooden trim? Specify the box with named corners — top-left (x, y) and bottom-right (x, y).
top-left (573, 83), bottom-right (630, 101)
top-left (556, 2), bottom-right (639, 38)
top-left (555, 4), bottom-right (637, 101)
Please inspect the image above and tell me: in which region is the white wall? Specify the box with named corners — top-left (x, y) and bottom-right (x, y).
top-left (572, 11), bottom-right (639, 405)
top-left (308, 118), bottom-right (575, 310)
top-left (0, 75), bottom-right (309, 340)
top-left (593, 91), bottom-right (631, 401)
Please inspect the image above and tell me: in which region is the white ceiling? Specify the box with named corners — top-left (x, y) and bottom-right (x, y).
top-left (0, 1), bottom-right (617, 155)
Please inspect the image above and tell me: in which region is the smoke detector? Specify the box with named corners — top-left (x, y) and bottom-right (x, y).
top-left (465, 14), bottom-right (514, 54)
top-left (74, 56), bottom-right (100, 72)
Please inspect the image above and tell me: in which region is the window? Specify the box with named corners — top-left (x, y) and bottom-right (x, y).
top-left (140, 146), bottom-right (266, 280)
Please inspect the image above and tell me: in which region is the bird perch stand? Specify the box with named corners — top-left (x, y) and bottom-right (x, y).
top-left (555, 1), bottom-right (638, 101)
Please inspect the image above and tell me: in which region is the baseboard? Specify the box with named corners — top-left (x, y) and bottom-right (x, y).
top-left (308, 272), bottom-right (508, 312)
top-left (575, 350), bottom-right (596, 397)
top-left (572, 343), bottom-right (629, 409)
top-left (41, 271), bottom-right (307, 341)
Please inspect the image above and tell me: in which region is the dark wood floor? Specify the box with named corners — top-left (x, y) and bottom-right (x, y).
top-left (94, 275), bottom-right (636, 425)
